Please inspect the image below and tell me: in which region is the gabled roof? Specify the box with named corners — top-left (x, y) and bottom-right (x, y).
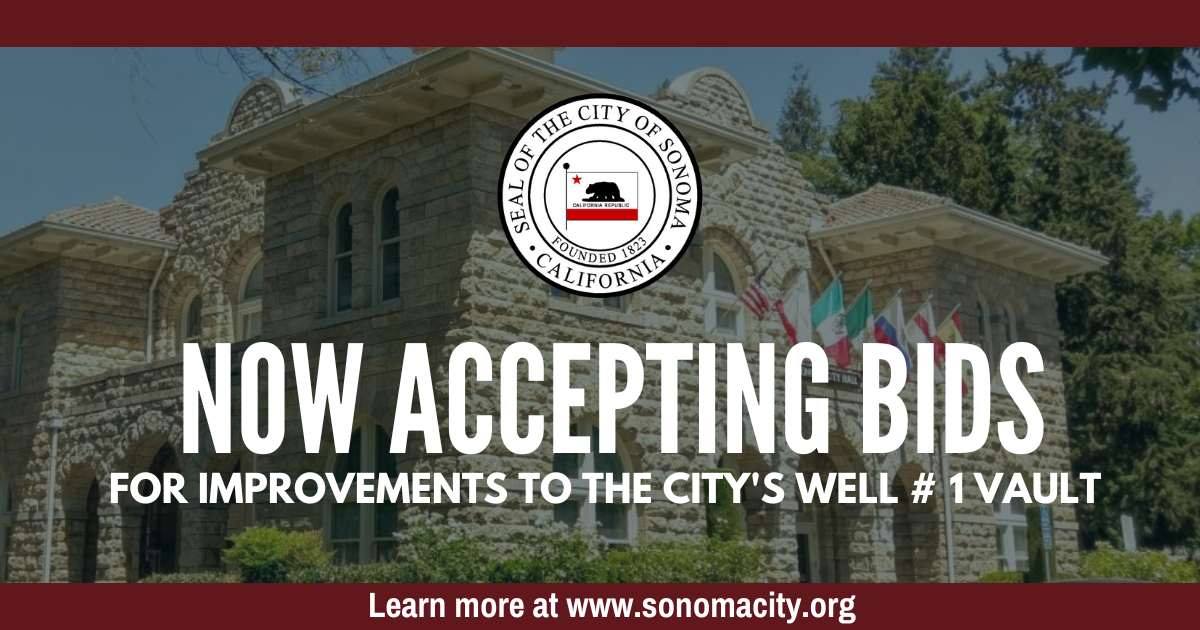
top-left (824, 184), bottom-right (951, 228)
top-left (43, 197), bottom-right (173, 244)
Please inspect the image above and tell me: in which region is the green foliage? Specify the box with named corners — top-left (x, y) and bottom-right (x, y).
top-left (1074, 47), bottom-right (1200, 112)
top-left (1080, 543), bottom-right (1199, 583)
top-left (778, 64), bottom-right (825, 156)
top-left (138, 572), bottom-right (239, 583)
top-left (818, 47), bottom-right (1200, 552)
top-left (705, 468), bottom-right (743, 542)
top-left (393, 514), bottom-right (492, 583)
top-left (289, 562), bottom-right (410, 584)
top-left (979, 571), bottom-right (1026, 583)
top-left (290, 521), bottom-right (764, 584)
top-left (222, 527), bottom-right (331, 583)
top-left (599, 539), bottom-right (763, 583)
top-left (830, 47), bottom-right (1007, 211)
top-left (486, 524), bottom-right (608, 583)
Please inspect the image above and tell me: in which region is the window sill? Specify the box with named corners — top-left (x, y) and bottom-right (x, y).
top-left (547, 299), bottom-right (642, 327)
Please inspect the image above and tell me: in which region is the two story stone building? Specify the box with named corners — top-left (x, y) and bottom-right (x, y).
top-left (0, 47), bottom-right (1105, 582)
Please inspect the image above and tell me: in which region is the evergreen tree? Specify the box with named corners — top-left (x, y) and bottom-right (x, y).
top-left (778, 63), bottom-right (825, 156)
top-left (820, 47), bottom-right (1200, 551)
top-left (828, 48), bottom-right (1004, 211)
top-left (777, 63), bottom-right (855, 198)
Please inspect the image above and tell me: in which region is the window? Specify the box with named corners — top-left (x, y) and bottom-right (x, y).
top-left (999, 304), bottom-right (1018, 347)
top-left (600, 295), bottom-right (628, 312)
top-left (703, 248), bottom-right (743, 338)
top-left (238, 258), bottom-right (263, 341)
top-left (329, 423), bottom-right (398, 564)
top-left (0, 470), bottom-right (10, 582)
top-left (0, 311), bottom-right (20, 393)
top-left (550, 286), bottom-right (578, 302)
top-left (331, 203), bottom-right (354, 313)
top-left (183, 295), bottom-right (202, 345)
top-left (974, 299), bottom-right (992, 356)
top-left (552, 421), bottom-right (636, 546)
top-left (994, 474), bottom-right (1030, 572)
top-left (377, 187), bottom-right (402, 303)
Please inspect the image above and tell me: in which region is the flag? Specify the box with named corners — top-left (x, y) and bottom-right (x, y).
top-left (775, 271), bottom-right (812, 346)
top-left (739, 266), bottom-right (773, 320)
top-left (937, 308), bottom-right (969, 395)
top-left (565, 171), bottom-right (639, 221)
top-left (845, 284), bottom-right (874, 353)
top-left (812, 277), bottom-right (851, 368)
top-left (905, 298), bottom-right (942, 380)
top-left (874, 292), bottom-right (911, 374)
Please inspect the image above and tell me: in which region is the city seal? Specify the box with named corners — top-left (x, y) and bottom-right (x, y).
top-left (497, 93), bottom-right (701, 297)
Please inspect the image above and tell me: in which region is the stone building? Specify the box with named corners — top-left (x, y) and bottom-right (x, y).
top-left (0, 47), bottom-right (1105, 582)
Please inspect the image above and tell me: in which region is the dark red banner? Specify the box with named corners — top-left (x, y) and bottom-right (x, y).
top-left (1, 583), bottom-right (1185, 627)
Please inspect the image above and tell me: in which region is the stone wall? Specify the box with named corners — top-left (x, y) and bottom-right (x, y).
top-left (0, 59), bottom-right (1087, 583)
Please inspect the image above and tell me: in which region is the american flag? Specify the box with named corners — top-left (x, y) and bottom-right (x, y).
top-left (739, 267), bottom-right (773, 320)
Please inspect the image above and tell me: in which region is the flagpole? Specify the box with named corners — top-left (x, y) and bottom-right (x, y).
top-left (848, 278), bottom-right (873, 307)
top-left (816, 271), bottom-right (843, 302)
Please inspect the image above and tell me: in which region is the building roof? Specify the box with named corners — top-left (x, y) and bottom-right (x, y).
top-left (42, 197), bottom-right (173, 244)
top-left (198, 47), bottom-right (770, 177)
top-left (823, 184), bottom-right (951, 228)
top-left (811, 184), bottom-right (1108, 282)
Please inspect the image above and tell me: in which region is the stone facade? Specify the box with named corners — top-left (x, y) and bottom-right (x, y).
top-left (0, 48), bottom-right (1100, 583)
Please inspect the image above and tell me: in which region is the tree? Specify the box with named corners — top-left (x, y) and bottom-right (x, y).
top-left (1074, 47), bottom-right (1200, 112)
top-left (778, 64), bottom-right (825, 156)
top-left (828, 48), bottom-right (1008, 211)
top-left (988, 51), bottom-right (1200, 551)
top-left (776, 63), bottom-right (855, 198)
top-left (823, 47), bottom-right (1200, 551)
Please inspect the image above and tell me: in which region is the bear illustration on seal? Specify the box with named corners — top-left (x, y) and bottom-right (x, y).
top-left (584, 181), bottom-right (624, 202)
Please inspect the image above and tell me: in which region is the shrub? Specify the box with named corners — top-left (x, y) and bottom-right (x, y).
top-left (979, 571), bottom-right (1025, 583)
top-left (1080, 543), bottom-right (1199, 583)
top-left (486, 523), bottom-right (607, 583)
top-left (139, 572), bottom-right (239, 583)
top-left (223, 527), bottom-right (331, 583)
top-left (599, 539), bottom-right (764, 583)
top-left (289, 563), bottom-right (409, 584)
top-left (394, 513), bottom-right (492, 583)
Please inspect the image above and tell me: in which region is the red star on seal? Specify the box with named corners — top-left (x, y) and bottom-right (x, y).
top-left (572, 175), bottom-right (582, 184)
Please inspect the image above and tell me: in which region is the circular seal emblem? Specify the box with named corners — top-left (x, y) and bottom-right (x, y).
top-left (498, 93), bottom-right (701, 297)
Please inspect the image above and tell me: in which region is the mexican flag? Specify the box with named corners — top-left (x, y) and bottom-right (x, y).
top-left (812, 277), bottom-right (851, 368)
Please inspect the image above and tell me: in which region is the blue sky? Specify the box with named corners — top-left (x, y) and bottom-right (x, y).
top-left (0, 47), bottom-right (1196, 236)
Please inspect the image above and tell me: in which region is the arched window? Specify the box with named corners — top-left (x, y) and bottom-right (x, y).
top-left (377, 187), bottom-right (402, 303)
top-left (703, 247), bottom-right (743, 338)
top-left (552, 420), bottom-right (637, 547)
top-left (1000, 304), bottom-right (1018, 347)
top-left (182, 294), bottom-right (202, 345)
top-left (974, 298), bottom-right (993, 364)
top-left (238, 258), bottom-right (264, 341)
top-left (329, 422), bottom-right (398, 564)
top-left (993, 473), bottom-right (1029, 572)
top-left (0, 470), bottom-right (11, 582)
top-left (331, 203), bottom-right (354, 313)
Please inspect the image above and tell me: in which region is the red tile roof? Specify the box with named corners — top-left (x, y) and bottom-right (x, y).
top-left (823, 184), bottom-right (951, 228)
top-left (43, 197), bottom-right (173, 243)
